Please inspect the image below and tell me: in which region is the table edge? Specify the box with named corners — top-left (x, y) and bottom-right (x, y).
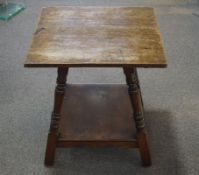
top-left (24, 63), bottom-right (167, 68)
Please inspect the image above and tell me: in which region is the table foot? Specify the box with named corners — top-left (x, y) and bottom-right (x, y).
top-left (44, 133), bottom-right (57, 166)
top-left (138, 131), bottom-right (151, 166)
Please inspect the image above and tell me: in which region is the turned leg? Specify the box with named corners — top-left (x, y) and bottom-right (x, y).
top-left (135, 69), bottom-right (144, 108)
top-left (44, 67), bottom-right (68, 166)
top-left (123, 66), bottom-right (151, 166)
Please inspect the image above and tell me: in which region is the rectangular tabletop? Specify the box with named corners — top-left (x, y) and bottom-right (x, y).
top-left (25, 7), bottom-right (167, 67)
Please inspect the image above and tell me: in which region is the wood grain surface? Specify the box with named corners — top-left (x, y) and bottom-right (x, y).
top-left (59, 84), bottom-right (135, 141)
top-left (25, 7), bottom-right (167, 67)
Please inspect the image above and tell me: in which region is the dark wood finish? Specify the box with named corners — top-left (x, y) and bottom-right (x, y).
top-left (59, 84), bottom-right (136, 141)
top-left (134, 69), bottom-right (144, 108)
top-left (57, 140), bottom-right (138, 148)
top-left (45, 67), bottom-right (68, 166)
top-left (24, 6), bottom-right (168, 167)
top-left (45, 82), bottom-right (152, 166)
top-left (123, 66), bottom-right (151, 166)
top-left (46, 84), bottom-right (142, 165)
top-left (25, 7), bottom-right (167, 67)
top-left (43, 68), bottom-right (153, 167)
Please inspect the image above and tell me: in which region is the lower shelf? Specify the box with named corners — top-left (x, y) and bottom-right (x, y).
top-left (58, 84), bottom-right (137, 148)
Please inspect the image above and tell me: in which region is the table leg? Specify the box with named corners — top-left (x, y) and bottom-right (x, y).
top-left (44, 67), bottom-right (68, 166)
top-left (123, 67), bottom-right (151, 166)
top-left (135, 69), bottom-right (144, 108)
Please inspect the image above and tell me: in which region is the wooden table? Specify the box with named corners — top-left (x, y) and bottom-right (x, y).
top-left (25, 7), bottom-right (167, 167)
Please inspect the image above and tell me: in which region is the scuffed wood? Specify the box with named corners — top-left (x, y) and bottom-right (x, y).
top-left (25, 7), bottom-right (167, 67)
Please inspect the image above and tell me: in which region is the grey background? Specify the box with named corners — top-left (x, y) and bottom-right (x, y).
top-left (0, 0), bottom-right (199, 174)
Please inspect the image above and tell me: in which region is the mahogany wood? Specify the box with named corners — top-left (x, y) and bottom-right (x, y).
top-left (57, 84), bottom-right (139, 147)
top-left (45, 83), bottom-right (141, 165)
top-left (45, 67), bottom-right (68, 166)
top-left (59, 84), bottom-right (136, 140)
top-left (123, 67), bottom-right (151, 166)
top-left (57, 140), bottom-right (138, 148)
